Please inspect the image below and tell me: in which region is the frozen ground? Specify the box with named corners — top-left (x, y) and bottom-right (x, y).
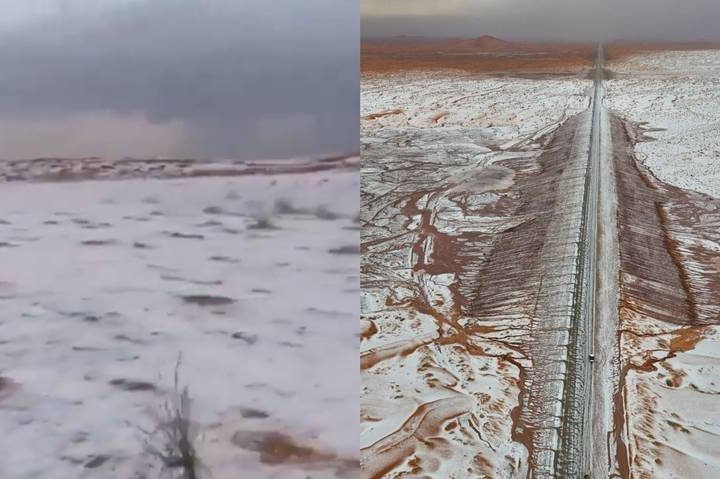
top-left (606, 50), bottom-right (720, 198)
top-left (361, 72), bottom-right (592, 478)
top-left (0, 168), bottom-right (359, 478)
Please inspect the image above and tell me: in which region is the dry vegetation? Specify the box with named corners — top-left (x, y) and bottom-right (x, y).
top-left (140, 356), bottom-right (201, 479)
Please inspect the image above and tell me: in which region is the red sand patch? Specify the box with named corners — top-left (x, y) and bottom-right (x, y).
top-left (362, 37), bottom-right (594, 74)
top-left (362, 108), bottom-right (404, 121)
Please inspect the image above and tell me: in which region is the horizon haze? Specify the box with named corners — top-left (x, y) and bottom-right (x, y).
top-left (362, 0), bottom-right (720, 42)
top-left (0, 0), bottom-right (358, 161)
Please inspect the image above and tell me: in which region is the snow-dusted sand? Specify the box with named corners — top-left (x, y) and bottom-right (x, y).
top-left (621, 331), bottom-right (720, 478)
top-left (361, 72), bottom-right (592, 478)
top-left (362, 53), bottom-right (720, 479)
top-left (362, 73), bottom-right (589, 143)
top-left (0, 167), bottom-right (359, 478)
top-left (606, 50), bottom-right (720, 478)
top-left (606, 50), bottom-right (720, 198)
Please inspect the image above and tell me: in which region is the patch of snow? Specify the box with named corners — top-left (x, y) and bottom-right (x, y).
top-left (606, 50), bottom-right (720, 198)
top-left (0, 171), bottom-right (359, 478)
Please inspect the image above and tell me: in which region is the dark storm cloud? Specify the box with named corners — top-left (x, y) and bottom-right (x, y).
top-left (362, 0), bottom-right (720, 42)
top-left (0, 0), bottom-right (358, 159)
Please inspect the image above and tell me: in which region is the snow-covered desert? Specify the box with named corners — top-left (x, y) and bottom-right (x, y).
top-left (605, 49), bottom-right (720, 479)
top-left (361, 41), bottom-right (720, 479)
top-left (0, 158), bottom-right (360, 478)
top-left (606, 50), bottom-right (720, 198)
top-left (361, 64), bottom-right (595, 478)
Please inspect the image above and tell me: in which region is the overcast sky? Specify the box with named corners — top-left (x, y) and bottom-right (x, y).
top-left (362, 0), bottom-right (720, 42)
top-left (0, 0), bottom-right (358, 160)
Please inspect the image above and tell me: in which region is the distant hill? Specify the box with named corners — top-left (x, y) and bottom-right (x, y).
top-left (362, 35), bottom-right (534, 54)
top-left (362, 35), bottom-right (530, 55)
top-left (361, 35), bottom-right (596, 74)
top-left (453, 35), bottom-right (518, 51)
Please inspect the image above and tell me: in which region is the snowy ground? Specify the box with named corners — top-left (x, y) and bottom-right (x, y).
top-left (606, 50), bottom-right (720, 198)
top-left (361, 54), bottom-right (720, 479)
top-left (362, 73), bottom-right (589, 145)
top-left (361, 72), bottom-right (591, 478)
top-left (607, 50), bottom-right (720, 478)
top-left (622, 330), bottom-right (720, 478)
top-left (0, 168), bottom-right (359, 478)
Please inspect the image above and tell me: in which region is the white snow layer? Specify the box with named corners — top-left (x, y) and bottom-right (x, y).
top-left (605, 50), bottom-right (720, 198)
top-left (0, 171), bottom-right (359, 478)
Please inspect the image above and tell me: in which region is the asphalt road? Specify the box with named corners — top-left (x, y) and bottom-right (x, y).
top-left (580, 43), bottom-right (604, 478)
top-left (554, 43), bottom-right (604, 479)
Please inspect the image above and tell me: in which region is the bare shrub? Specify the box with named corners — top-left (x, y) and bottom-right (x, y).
top-left (140, 355), bottom-right (201, 479)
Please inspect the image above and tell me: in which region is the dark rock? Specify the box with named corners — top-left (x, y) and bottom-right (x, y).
top-left (203, 205), bottom-right (224, 214)
top-left (181, 294), bottom-right (235, 306)
top-left (209, 255), bottom-right (240, 263)
top-left (240, 407), bottom-right (270, 419)
top-left (247, 218), bottom-right (279, 230)
top-left (166, 231), bottom-right (205, 240)
top-left (108, 378), bottom-right (156, 392)
top-left (84, 455), bottom-right (110, 469)
top-left (114, 334), bottom-right (145, 344)
top-left (327, 245), bottom-right (360, 255)
top-left (81, 239), bottom-right (117, 246)
top-left (231, 332), bottom-right (258, 345)
top-left (314, 206), bottom-right (340, 220)
top-left (197, 220), bottom-right (223, 227)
